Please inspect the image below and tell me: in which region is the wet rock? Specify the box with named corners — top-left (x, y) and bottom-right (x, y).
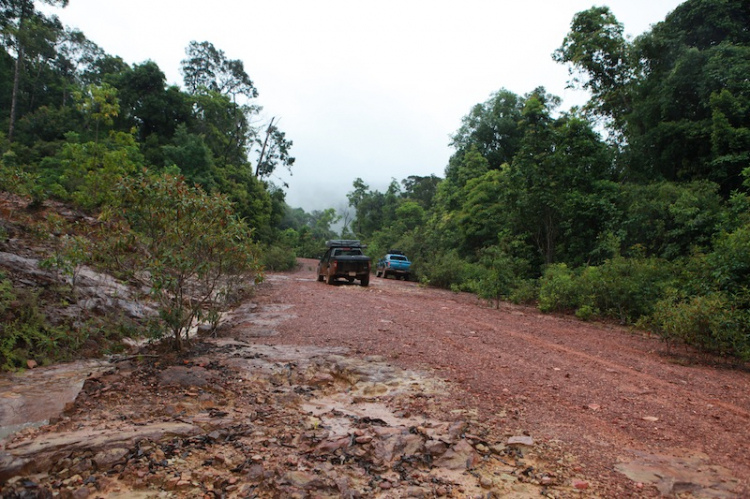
top-left (60, 486), bottom-right (91, 499)
top-left (69, 458), bottom-right (93, 475)
top-left (157, 366), bottom-right (211, 387)
top-left (354, 435), bottom-right (372, 444)
top-left (0, 422), bottom-right (199, 481)
top-left (281, 470), bottom-right (326, 489)
top-left (615, 451), bottom-right (741, 497)
top-left (397, 433), bottom-right (424, 456)
top-left (433, 439), bottom-right (478, 470)
top-left (244, 464), bottom-right (265, 481)
top-left (309, 373), bottom-right (334, 386)
top-left (424, 439), bottom-right (449, 456)
top-left (446, 421), bottom-right (465, 442)
top-left (507, 435), bottom-right (534, 447)
top-left (490, 443), bottom-right (506, 454)
top-left (315, 436), bottom-right (350, 454)
top-left (405, 485), bottom-right (430, 497)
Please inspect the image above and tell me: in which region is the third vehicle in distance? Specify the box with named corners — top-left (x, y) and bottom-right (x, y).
top-left (376, 250), bottom-right (411, 280)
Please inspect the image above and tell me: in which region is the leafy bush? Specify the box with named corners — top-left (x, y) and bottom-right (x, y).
top-left (415, 250), bottom-right (474, 289)
top-left (468, 245), bottom-right (530, 307)
top-left (646, 291), bottom-right (750, 361)
top-left (584, 255), bottom-right (673, 323)
top-left (538, 256), bottom-right (673, 323)
top-left (103, 171), bottom-right (262, 350)
top-left (0, 282), bottom-right (82, 371)
top-left (38, 131), bottom-right (143, 209)
top-left (507, 279), bottom-right (539, 305)
top-left (538, 263), bottom-right (580, 313)
top-left (575, 304), bottom-right (598, 321)
top-left (260, 244), bottom-right (299, 271)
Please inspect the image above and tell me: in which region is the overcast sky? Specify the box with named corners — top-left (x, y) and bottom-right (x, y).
top-left (45, 0), bottom-right (685, 214)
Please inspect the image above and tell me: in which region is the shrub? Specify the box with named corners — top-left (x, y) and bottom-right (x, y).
top-left (261, 244), bottom-right (299, 271)
top-left (538, 263), bottom-right (580, 313)
top-left (0, 283), bottom-right (81, 371)
top-left (416, 250), bottom-right (475, 290)
top-left (575, 304), bottom-right (598, 321)
top-left (103, 171), bottom-right (262, 350)
top-left (584, 255), bottom-right (672, 323)
top-left (508, 279), bottom-right (539, 305)
top-left (646, 292), bottom-right (750, 360)
top-left (537, 256), bottom-right (673, 323)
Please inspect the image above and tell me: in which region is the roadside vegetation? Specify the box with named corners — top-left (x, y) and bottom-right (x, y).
top-left (343, 1), bottom-right (750, 362)
top-left (1, 0), bottom-right (749, 368)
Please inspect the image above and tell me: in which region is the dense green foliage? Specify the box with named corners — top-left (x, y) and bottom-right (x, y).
top-left (0, 1), bottom-right (300, 362)
top-left (2, 0), bottom-right (749, 364)
top-left (344, 0), bottom-right (750, 361)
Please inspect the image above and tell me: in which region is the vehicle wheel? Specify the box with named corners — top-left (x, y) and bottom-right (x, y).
top-left (375, 270), bottom-right (381, 278)
top-left (360, 276), bottom-right (369, 287)
top-left (317, 274), bottom-right (324, 282)
top-left (382, 270), bottom-right (389, 279)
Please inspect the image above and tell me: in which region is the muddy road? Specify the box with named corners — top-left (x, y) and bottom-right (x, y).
top-left (1, 258), bottom-right (749, 498)
top-left (264, 259), bottom-right (750, 497)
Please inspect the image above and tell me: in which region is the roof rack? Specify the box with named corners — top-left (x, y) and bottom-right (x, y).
top-left (386, 249), bottom-right (405, 255)
top-left (326, 239), bottom-right (366, 248)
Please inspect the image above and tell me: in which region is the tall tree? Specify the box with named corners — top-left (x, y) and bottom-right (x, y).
top-left (448, 88), bottom-right (524, 172)
top-left (180, 40), bottom-right (258, 102)
top-left (1, 0), bottom-right (68, 143)
top-left (111, 61), bottom-right (192, 164)
top-left (627, 0), bottom-right (750, 192)
top-left (254, 116), bottom-right (295, 182)
top-left (401, 174), bottom-right (440, 208)
top-left (553, 6), bottom-right (632, 134)
top-left (556, 0), bottom-right (750, 191)
top-left (180, 41), bottom-right (294, 180)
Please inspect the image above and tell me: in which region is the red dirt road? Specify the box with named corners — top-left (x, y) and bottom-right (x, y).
top-left (259, 259), bottom-right (750, 497)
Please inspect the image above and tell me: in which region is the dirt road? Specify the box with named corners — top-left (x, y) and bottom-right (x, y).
top-left (1, 258), bottom-right (749, 498)
top-left (263, 259), bottom-right (750, 497)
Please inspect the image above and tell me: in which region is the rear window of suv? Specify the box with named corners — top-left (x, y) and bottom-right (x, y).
top-left (334, 249), bottom-right (363, 256)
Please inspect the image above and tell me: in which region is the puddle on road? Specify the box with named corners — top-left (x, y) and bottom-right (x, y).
top-left (0, 360), bottom-right (109, 440)
top-left (218, 301), bottom-right (296, 338)
top-left (616, 450), bottom-right (742, 498)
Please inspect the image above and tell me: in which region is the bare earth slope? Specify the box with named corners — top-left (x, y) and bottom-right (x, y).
top-left (1, 258), bottom-right (748, 498)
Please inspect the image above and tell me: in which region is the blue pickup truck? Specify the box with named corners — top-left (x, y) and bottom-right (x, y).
top-left (376, 250), bottom-right (412, 280)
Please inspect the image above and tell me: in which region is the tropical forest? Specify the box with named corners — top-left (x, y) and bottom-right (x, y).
top-left (1, 0), bottom-right (750, 370)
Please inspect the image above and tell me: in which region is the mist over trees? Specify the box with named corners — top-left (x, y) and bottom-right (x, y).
top-left (1, 0), bottom-right (749, 362)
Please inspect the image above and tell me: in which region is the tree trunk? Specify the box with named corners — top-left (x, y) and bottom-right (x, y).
top-left (255, 117), bottom-right (275, 177)
top-left (8, 44), bottom-right (24, 144)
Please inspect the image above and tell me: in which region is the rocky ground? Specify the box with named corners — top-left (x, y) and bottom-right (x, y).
top-left (1, 247), bottom-right (749, 497)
